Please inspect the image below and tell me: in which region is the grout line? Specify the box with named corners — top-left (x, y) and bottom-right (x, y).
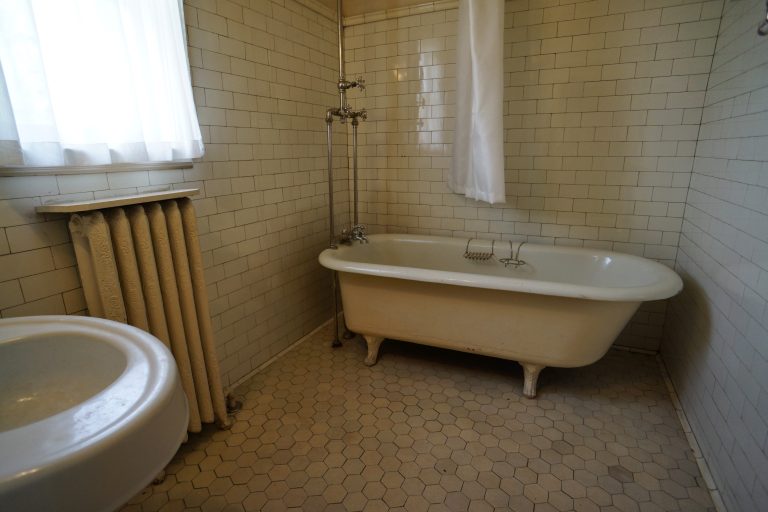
top-left (294, 0), bottom-right (337, 24)
top-left (673, 0), bottom-right (727, 272)
top-left (612, 344), bottom-right (658, 356)
top-left (227, 316), bottom-right (337, 393)
top-left (656, 354), bottom-right (729, 512)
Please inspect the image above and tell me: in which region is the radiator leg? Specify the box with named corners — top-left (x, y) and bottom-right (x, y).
top-left (520, 362), bottom-right (545, 398)
top-left (363, 335), bottom-right (384, 366)
top-left (226, 394), bottom-right (242, 414)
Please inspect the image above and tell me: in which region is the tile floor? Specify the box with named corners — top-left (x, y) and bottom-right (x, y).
top-left (123, 323), bottom-right (715, 512)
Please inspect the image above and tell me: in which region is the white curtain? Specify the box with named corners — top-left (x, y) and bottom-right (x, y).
top-left (449, 0), bottom-right (506, 204)
top-left (0, 0), bottom-right (203, 167)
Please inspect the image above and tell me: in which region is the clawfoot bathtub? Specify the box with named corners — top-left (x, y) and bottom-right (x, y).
top-left (319, 234), bottom-right (682, 397)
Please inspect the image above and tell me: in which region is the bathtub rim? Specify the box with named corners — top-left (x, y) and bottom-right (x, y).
top-left (319, 233), bottom-right (682, 302)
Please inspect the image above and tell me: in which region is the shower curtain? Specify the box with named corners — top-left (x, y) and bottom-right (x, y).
top-left (449, 0), bottom-right (506, 204)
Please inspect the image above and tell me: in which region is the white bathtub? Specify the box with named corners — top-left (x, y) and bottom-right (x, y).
top-left (319, 234), bottom-right (682, 397)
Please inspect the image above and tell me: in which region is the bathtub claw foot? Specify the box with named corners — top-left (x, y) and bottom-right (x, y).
top-left (363, 335), bottom-right (384, 366)
top-left (520, 362), bottom-right (544, 398)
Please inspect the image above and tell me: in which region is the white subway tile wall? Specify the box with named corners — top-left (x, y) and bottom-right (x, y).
top-left (0, 0), bottom-right (349, 389)
top-left (343, 0), bottom-right (723, 351)
top-left (664, 0), bottom-right (768, 510)
top-left (0, 2), bottom-right (766, 508)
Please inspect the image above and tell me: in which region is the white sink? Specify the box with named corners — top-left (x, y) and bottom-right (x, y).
top-left (0, 315), bottom-right (188, 512)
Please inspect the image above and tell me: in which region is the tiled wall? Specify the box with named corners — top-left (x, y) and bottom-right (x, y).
top-left (343, 0), bottom-right (723, 350)
top-left (0, 0), bottom-right (348, 389)
top-left (663, 0), bottom-right (768, 509)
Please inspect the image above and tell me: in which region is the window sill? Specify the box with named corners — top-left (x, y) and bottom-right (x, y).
top-left (0, 161), bottom-right (194, 177)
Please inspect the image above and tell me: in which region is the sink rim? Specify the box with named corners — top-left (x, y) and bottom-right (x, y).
top-left (0, 329), bottom-right (129, 432)
top-left (0, 315), bottom-right (188, 506)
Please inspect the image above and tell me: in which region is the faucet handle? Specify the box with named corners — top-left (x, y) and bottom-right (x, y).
top-left (338, 227), bottom-right (352, 245)
top-left (349, 224), bottom-right (368, 243)
top-left (355, 76), bottom-right (366, 91)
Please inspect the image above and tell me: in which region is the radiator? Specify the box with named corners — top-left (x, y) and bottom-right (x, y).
top-left (68, 198), bottom-right (229, 432)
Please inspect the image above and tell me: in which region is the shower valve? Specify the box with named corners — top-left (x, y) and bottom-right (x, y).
top-left (338, 76), bottom-right (366, 92)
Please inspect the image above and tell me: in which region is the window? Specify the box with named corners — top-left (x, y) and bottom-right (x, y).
top-left (0, 0), bottom-right (203, 167)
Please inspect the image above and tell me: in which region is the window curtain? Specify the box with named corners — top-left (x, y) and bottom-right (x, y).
top-left (0, 0), bottom-right (203, 167)
top-left (448, 0), bottom-right (506, 204)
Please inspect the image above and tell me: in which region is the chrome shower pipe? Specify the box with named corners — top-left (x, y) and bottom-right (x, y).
top-left (326, 112), bottom-right (341, 347)
top-left (351, 116), bottom-right (359, 226)
top-left (326, 112), bottom-right (337, 249)
top-left (325, 0), bottom-right (368, 347)
top-left (325, 108), bottom-right (366, 348)
top-left (336, 0), bottom-right (346, 112)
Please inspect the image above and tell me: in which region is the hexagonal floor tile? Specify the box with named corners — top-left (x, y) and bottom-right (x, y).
top-left (121, 324), bottom-right (715, 512)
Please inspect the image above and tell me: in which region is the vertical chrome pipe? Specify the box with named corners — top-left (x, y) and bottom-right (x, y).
top-left (326, 116), bottom-right (336, 249)
top-left (336, 0), bottom-right (346, 112)
top-left (336, 0), bottom-right (344, 81)
top-left (351, 116), bottom-right (359, 226)
top-left (326, 115), bottom-right (341, 347)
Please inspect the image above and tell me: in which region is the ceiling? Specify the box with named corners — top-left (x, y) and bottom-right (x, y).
top-left (316, 0), bottom-right (430, 18)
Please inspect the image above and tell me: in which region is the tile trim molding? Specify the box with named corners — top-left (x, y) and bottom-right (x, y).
top-left (344, 0), bottom-right (457, 27)
top-left (0, 162), bottom-right (194, 177)
top-left (657, 355), bottom-right (728, 512)
top-left (226, 316), bottom-right (336, 395)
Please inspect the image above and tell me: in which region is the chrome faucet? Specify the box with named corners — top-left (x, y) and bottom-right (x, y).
top-left (350, 224), bottom-right (368, 243)
top-left (339, 224), bottom-right (368, 244)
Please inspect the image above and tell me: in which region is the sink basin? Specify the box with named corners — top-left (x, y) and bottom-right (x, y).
top-left (0, 315), bottom-right (188, 512)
